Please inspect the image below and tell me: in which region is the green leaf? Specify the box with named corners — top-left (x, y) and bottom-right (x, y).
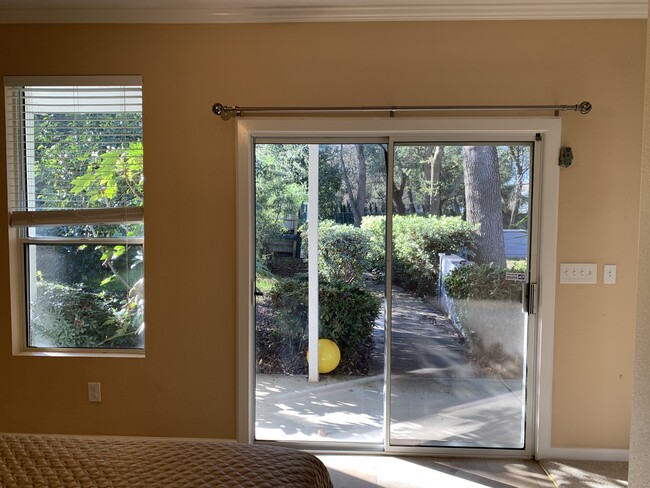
top-left (100, 276), bottom-right (115, 286)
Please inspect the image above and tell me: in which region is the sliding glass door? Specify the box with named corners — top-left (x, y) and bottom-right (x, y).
top-left (251, 135), bottom-right (538, 453)
top-left (254, 141), bottom-right (387, 445)
top-left (388, 143), bottom-right (532, 448)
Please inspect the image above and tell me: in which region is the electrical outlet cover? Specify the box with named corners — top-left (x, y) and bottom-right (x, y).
top-left (88, 382), bottom-right (102, 403)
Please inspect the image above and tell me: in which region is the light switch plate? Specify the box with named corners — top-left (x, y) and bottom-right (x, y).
top-left (603, 264), bottom-right (617, 284)
top-left (560, 263), bottom-right (597, 284)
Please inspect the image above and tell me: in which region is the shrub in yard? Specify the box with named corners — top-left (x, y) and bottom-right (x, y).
top-left (363, 215), bottom-right (476, 296)
top-left (267, 276), bottom-right (309, 343)
top-left (360, 216), bottom-right (386, 272)
top-left (442, 262), bottom-right (524, 302)
top-left (30, 280), bottom-right (142, 348)
top-left (263, 276), bottom-right (381, 374)
top-left (319, 280), bottom-right (381, 359)
top-left (301, 220), bottom-right (371, 285)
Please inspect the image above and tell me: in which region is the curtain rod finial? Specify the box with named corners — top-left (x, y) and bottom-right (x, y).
top-left (212, 102), bottom-right (235, 120)
top-left (578, 101), bottom-right (592, 114)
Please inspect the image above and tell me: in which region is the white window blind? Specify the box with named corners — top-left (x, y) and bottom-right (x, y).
top-left (4, 76), bottom-right (143, 226)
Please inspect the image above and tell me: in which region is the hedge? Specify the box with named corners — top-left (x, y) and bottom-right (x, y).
top-left (362, 215), bottom-right (476, 296)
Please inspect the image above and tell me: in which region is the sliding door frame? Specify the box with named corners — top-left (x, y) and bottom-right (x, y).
top-left (236, 117), bottom-right (561, 458)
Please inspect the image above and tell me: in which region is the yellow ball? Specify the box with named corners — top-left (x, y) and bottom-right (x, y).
top-left (307, 338), bottom-right (341, 374)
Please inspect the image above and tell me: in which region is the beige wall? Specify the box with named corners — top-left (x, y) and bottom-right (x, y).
top-left (0, 21), bottom-right (645, 447)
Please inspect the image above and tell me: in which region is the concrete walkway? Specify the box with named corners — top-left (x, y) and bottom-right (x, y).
top-left (256, 287), bottom-right (525, 448)
top-left (384, 287), bottom-right (474, 377)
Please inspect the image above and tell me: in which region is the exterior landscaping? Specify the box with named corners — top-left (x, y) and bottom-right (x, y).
top-left (255, 142), bottom-right (532, 379)
top-left (21, 104), bottom-right (144, 349)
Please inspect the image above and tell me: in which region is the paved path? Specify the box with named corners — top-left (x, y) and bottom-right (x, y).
top-left (370, 286), bottom-right (474, 378)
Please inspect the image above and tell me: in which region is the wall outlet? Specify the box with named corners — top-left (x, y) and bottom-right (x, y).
top-left (88, 382), bottom-right (102, 403)
top-left (604, 264), bottom-right (617, 284)
top-left (559, 263), bottom-right (597, 284)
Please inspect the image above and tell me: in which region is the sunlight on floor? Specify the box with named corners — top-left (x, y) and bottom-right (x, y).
top-left (256, 374), bottom-right (525, 446)
top-left (318, 455), bottom-right (555, 488)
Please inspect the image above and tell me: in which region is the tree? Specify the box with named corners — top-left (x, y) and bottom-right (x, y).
top-left (67, 142), bottom-right (144, 343)
top-left (436, 146), bottom-right (466, 217)
top-left (498, 145), bottom-right (530, 229)
top-left (33, 112), bottom-right (142, 211)
top-left (31, 111), bottom-right (144, 347)
top-left (338, 144), bottom-right (367, 227)
top-left (318, 144), bottom-right (386, 226)
top-left (392, 145), bottom-right (425, 215)
top-left (71, 141), bottom-right (143, 208)
top-left (393, 144), bottom-right (463, 217)
top-left (463, 146), bottom-right (507, 268)
top-left (318, 150), bottom-right (343, 221)
top-left (406, 145), bottom-right (445, 216)
top-left (254, 144), bottom-right (309, 262)
top-left (392, 170), bottom-right (408, 215)
top-left (71, 141), bottom-right (144, 287)
top-left (428, 146), bottom-right (445, 216)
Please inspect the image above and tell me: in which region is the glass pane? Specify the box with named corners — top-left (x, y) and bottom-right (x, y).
top-left (254, 142), bottom-right (386, 444)
top-left (27, 243), bottom-right (144, 349)
top-left (389, 143), bottom-right (531, 448)
top-left (22, 85), bottom-right (143, 212)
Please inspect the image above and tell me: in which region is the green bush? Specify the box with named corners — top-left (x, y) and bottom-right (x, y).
top-left (268, 276), bottom-right (309, 345)
top-left (265, 277), bottom-right (381, 372)
top-left (255, 218), bottom-right (288, 266)
top-left (319, 280), bottom-right (381, 357)
top-left (302, 220), bottom-right (371, 285)
top-left (30, 280), bottom-right (143, 348)
top-left (443, 261), bottom-right (525, 302)
top-left (363, 215), bottom-right (476, 296)
top-left (360, 216), bottom-right (386, 272)
top-left (319, 221), bottom-right (370, 284)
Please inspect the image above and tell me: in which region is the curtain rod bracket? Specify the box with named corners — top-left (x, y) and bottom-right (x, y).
top-left (211, 101), bottom-right (592, 119)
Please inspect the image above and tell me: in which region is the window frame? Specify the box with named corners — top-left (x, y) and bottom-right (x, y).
top-left (4, 76), bottom-right (145, 357)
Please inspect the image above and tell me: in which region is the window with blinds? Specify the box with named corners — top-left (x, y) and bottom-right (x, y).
top-left (4, 76), bottom-right (144, 352)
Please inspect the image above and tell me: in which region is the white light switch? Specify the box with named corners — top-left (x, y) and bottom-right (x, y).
top-left (560, 263), bottom-right (597, 284)
top-left (604, 264), bottom-right (617, 284)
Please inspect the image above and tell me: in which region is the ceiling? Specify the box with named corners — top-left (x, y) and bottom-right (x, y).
top-left (0, 0), bottom-right (646, 23)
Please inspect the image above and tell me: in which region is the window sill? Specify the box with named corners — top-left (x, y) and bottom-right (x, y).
top-left (13, 349), bottom-right (145, 358)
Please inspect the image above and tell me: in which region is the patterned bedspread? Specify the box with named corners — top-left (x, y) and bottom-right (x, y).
top-left (0, 433), bottom-right (334, 487)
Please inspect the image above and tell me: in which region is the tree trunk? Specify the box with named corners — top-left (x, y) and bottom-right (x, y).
top-left (392, 171), bottom-right (407, 215)
top-left (463, 146), bottom-right (506, 268)
top-left (508, 146), bottom-right (526, 228)
top-left (353, 144), bottom-right (367, 227)
top-left (422, 147), bottom-right (434, 213)
top-left (339, 144), bottom-right (368, 227)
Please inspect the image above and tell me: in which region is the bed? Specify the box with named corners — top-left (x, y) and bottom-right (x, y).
top-left (0, 433), bottom-right (334, 487)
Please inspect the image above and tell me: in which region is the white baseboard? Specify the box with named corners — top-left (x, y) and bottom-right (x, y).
top-left (538, 447), bottom-right (629, 462)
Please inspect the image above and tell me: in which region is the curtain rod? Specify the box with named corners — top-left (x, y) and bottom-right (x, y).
top-left (211, 101), bottom-right (592, 120)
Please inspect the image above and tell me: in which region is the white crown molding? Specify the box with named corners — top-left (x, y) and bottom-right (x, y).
top-left (0, 1), bottom-right (647, 23)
